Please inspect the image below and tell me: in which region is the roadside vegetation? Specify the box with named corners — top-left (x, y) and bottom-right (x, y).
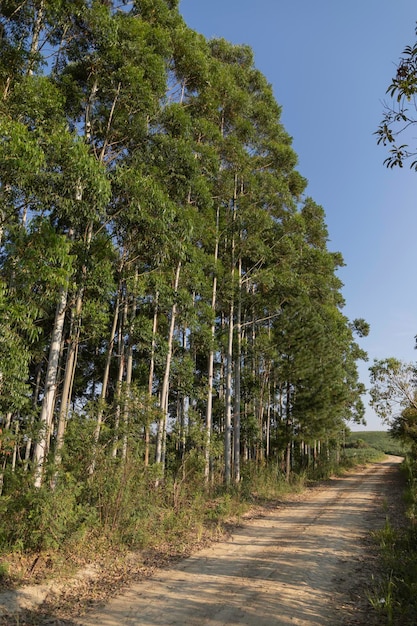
top-left (0, 444), bottom-right (378, 598)
top-left (0, 0), bottom-right (372, 598)
top-left (362, 21), bottom-right (417, 621)
top-left (364, 363), bottom-right (417, 625)
top-left (365, 362), bottom-right (417, 624)
top-left (347, 431), bottom-right (408, 458)
top-left (367, 457), bottom-right (417, 626)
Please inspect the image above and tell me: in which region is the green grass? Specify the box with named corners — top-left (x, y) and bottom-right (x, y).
top-left (342, 446), bottom-right (385, 464)
top-left (348, 431), bottom-right (408, 457)
top-left (369, 518), bottom-right (417, 625)
top-left (366, 455), bottom-right (417, 625)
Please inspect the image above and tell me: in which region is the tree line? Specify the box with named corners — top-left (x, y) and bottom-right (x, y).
top-left (0, 0), bottom-right (368, 520)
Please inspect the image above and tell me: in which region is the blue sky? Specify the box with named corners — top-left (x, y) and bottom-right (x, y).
top-left (179, 0), bottom-right (417, 430)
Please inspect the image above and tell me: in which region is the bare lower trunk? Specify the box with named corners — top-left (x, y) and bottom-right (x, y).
top-left (204, 207), bottom-right (219, 483)
top-left (0, 413), bottom-right (12, 493)
top-left (224, 299), bottom-right (234, 486)
top-left (52, 292), bottom-right (82, 486)
top-left (24, 363), bottom-right (42, 470)
top-left (122, 273), bottom-right (138, 461)
top-left (233, 257), bottom-right (242, 484)
top-left (89, 291), bottom-right (120, 475)
top-left (155, 261), bottom-right (181, 472)
top-left (112, 300), bottom-right (126, 457)
top-left (145, 292), bottom-right (159, 467)
top-left (225, 181), bottom-right (237, 486)
top-left (122, 337), bottom-right (133, 461)
top-left (33, 286), bottom-right (68, 488)
top-left (112, 288), bottom-right (127, 457)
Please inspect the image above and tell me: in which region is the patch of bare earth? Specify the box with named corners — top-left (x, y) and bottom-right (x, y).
top-left (0, 456), bottom-right (406, 625)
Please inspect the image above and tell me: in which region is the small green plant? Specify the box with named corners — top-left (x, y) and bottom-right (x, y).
top-left (368, 571), bottom-right (396, 625)
top-left (0, 561), bottom-right (8, 579)
top-left (367, 457), bottom-right (417, 625)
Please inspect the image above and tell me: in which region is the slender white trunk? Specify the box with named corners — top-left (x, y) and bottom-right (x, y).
top-left (224, 298), bottom-right (234, 485)
top-left (122, 272), bottom-right (138, 460)
top-left (204, 207), bottom-right (219, 483)
top-left (225, 180), bottom-right (237, 485)
top-left (155, 261), bottom-right (181, 469)
top-left (0, 413), bottom-right (12, 493)
top-left (11, 420), bottom-right (19, 472)
top-left (122, 342), bottom-right (133, 460)
top-left (145, 292), bottom-right (159, 467)
top-left (24, 364), bottom-right (42, 469)
top-left (112, 292), bottom-right (127, 457)
top-left (88, 290), bottom-right (120, 475)
top-left (27, 0), bottom-right (45, 76)
top-left (33, 286), bottom-right (68, 488)
top-left (51, 293), bottom-right (81, 484)
top-left (52, 222), bottom-right (92, 483)
top-left (233, 256), bottom-right (242, 483)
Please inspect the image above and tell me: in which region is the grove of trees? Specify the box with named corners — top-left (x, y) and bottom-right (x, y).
top-left (0, 0), bottom-right (368, 551)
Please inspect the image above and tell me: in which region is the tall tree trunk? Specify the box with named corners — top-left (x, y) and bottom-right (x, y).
top-left (155, 261), bottom-right (181, 471)
top-left (51, 291), bottom-right (82, 485)
top-left (53, 223), bottom-right (93, 482)
top-left (225, 179), bottom-right (238, 485)
top-left (27, 0), bottom-right (45, 76)
top-left (0, 412), bottom-right (12, 494)
top-left (112, 289), bottom-right (127, 458)
top-left (204, 206), bottom-right (219, 483)
top-left (89, 288), bottom-right (121, 474)
top-left (33, 285), bottom-right (68, 488)
top-left (285, 382), bottom-right (292, 482)
top-left (122, 335), bottom-right (133, 461)
top-left (224, 296), bottom-right (234, 486)
top-left (122, 271), bottom-right (138, 461)
top-left (233, 256), bottom-right (242, 484)
top-left (145, 291), bottom-right (159, 467)
top-left (24, 362), bottom-right (42, 470)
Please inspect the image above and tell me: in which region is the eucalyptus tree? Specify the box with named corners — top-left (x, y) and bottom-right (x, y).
top-left (171, 34), bottom-right (312, 483)
top-left (0, 38), bottom-right (110, 484)
top-left (46, 1), bottom-right (182, 473)
top-left (369, 358), bottom-right (417, 425)
top-left (0, 0), bottom-right (184, 485)
top-left (370, 359), bottom-right (417, 456)
top-left (266, 199), bottom-right (368, 473)
top-left (192, 40), bottom-right (275, 482)
top-left (375, 23), bottom-right (417, 169)
top-left (0, 0), bottom-right (369, 499)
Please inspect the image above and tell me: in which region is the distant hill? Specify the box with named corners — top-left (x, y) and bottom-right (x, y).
top-left (348, 431), bottom-right (407, 457)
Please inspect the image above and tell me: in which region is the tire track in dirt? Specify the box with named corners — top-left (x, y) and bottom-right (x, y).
top-left (72, 456), bottom-right (403, 626)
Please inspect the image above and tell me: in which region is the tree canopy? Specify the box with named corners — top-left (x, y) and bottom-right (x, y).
top-left (0, 2), bottom-right (368, 533)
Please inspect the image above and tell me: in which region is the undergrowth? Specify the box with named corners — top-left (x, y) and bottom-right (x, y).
top-left (368, 457), bottom-right (417, 625)
top-left (0, 451), bottom-right (379, 590)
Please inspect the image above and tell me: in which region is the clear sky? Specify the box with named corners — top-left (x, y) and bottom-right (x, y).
top-left (179, 0), bottom-right (417, 431)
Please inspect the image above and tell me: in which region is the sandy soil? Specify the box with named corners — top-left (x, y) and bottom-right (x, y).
top-left (0, 456), bottom-right (405, 625)
top-left (78, 456), bottom-right (403, 626)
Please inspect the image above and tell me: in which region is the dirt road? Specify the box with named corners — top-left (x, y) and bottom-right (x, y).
top-left (73, 456), bottom-right (403, 626)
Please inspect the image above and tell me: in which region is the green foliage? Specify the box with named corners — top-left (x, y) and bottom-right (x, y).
top-left (0, 475), bottom-right (97, 552)
top-left (376, 25), bottom-right (417, 169)
top-left (342, 446), bottom-right (386, 465)
top-left (241, 461), bottom-right (300, 501)
top-left (347, 431), bottom-right (408, 457)
top-left (370, 519), bottom-right (417, 625)
top-left (365, 452), bottom-right (417, 625)
top-left (0, 1), bottom-right (370, 564)
top-left (0, 117), bottom-right (45, 182)
top-left (369, 359), bottom-right (417, 426)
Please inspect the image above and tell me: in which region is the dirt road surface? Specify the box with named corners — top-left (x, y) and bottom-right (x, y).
top-left (73, 456), bottom-right (403, 626)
